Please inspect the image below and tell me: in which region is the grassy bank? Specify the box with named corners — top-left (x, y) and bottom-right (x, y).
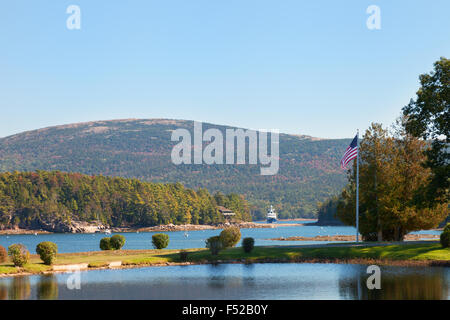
top-left (1, 242), bottom-right (449, 276)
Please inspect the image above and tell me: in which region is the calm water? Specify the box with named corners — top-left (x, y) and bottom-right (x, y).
top-left (0, 223), bottom-right (446, 300)
top-left (0, 222), bottom-right (441, 253)
top-left (0, 263), bottom-right (448, 300)
top-left (0, 223), bottom-right (356, 253)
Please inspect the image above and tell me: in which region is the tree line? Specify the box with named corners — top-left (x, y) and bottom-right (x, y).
top-left (0, 119), bottom-right (350, 219)
top-left (325, 57), bottom-right (449, 241)
top-left (0, 171), bottom-right (251, 230)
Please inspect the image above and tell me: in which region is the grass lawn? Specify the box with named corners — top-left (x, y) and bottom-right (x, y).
top-left (178, 242), bottom-right (450, 262)
top-left (1, 242), bottom-right (448, 276)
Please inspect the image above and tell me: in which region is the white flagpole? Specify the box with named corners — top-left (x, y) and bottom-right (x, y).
top-left (356, 130), bottom-right (359, 243)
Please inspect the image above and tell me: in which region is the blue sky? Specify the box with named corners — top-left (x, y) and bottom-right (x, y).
top-left (0, 1), bottom-right (449, 139)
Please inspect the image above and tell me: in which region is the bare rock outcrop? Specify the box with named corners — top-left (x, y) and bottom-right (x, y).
top-left (35, 218), bottom-right (108, 233)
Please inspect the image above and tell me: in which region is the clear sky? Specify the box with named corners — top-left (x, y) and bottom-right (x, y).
top-left (0, 1), bottom-right (449, 139)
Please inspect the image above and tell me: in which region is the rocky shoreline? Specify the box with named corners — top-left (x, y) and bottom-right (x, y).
top-left (114, 222), bottom-right (275, 233)
top-left (0, 221), bottom-right (280, 235)
top-left (0, 229), bottom-right (51, 235)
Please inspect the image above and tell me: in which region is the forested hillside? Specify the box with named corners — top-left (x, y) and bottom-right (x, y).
top-left (315, 197), bottom-right (344, 226)
top-left (0, 171), bottom-right (251, 231)
top-left (0, 119), bottom-right (350, 218)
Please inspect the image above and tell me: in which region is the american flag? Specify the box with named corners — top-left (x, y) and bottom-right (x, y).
top-left (340, 135), bottom-right (358, 169)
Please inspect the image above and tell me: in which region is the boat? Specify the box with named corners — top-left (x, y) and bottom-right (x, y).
top-left (266, 205), bottom-right (277, 223)
top-left (184, 231), bottom-right (189, 238)
top-left (104, 229), bottom-right (111, 235)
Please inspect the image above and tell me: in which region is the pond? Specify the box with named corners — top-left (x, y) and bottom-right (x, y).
top-left (0, 263), bottom-right (448, 300)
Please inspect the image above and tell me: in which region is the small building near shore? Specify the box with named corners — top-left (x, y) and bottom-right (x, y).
top-left (218, 206), bottom-right (235, 220)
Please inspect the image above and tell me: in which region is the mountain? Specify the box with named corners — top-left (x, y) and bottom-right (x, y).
top-left (0, 119), bottom-right (351, 218)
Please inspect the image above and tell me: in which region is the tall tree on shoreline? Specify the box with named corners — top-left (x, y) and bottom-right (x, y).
top-left (337, 122), bottom-right (447, 241)
top-left (402, 57), bottom-right (449, 205)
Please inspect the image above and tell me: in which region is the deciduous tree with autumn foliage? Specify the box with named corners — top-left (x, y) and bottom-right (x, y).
top-left (337, 121), bottom-right (447, 241)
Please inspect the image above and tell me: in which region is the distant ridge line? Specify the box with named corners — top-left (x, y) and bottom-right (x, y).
top-left (0, 118), bottom-right (346, 141)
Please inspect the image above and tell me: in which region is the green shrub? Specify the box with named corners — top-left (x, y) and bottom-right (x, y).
top-left (219, 226), bottom-right (241, 248)
top-left (36, 242), bottom-right (58, 265)
top-left (242, 237), bottom-right (255, 253)
top-left (440, 224), bottom-right (450, 248)
top-left (206, 236), bottom-right (223, 255)
top-left (110, 234), bottom-right (126, 250)
top-left (100, 237), bottom-right (112, 250)
top-left (8, 244), bottom-right (30, 267)
top-left (152, 233), bottom-right (169, 249)
top-left (179, 249), bottom-right (189, 262)
top-left (0, 245), bottom-right (7, 263)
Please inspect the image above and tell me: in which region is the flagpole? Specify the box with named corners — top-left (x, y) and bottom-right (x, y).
top-left (356, 129), bottom-right (359, 243)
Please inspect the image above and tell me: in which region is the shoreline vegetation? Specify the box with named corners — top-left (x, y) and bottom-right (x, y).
top-left (0, 171), bottom-right (252, 233)
top-left (1, 242), bottom-right (449, 278)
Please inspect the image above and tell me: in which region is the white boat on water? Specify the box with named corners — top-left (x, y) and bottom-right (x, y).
top-left (104, 229), bottom-right (111, 234)
top-left (267, 205), bottom-right (277, 223)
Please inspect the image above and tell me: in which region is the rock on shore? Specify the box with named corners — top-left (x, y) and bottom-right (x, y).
top-left (0, 219), bottom-right (109, 234)
top-left (36, 219), bottom-right (109, 233)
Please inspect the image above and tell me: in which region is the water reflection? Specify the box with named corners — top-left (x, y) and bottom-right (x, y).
top-left (37, 275), bottom-right (58, 300)
top-left (0, 274), bottom-right (58, 300)
top-left (0, 263), bottom-right (448, 300)
top-left (339, 266), bottom-right (449, 300)
top-left (367, 273), bottom-right (447, 300)
top-left (8, 276), bottom-right (31, 300)
top-left (0, 282), bottom-right (7, 300)
top-left (206, 264), bottom-right (244, 289)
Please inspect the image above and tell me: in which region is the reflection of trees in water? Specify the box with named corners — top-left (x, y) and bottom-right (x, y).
top-left (207, 264), bottom-right (227, 289)
top-left (1, 275), bottom-right (58, 300)
top-left (368, 273), bottom-right (446, 300)
top-left (339, 268), bottom-right (448, 300)
top-left (8, 276), bottom-right (31, 300)
top-left (37, 275), bottom-right (58, 300)
top-left (207, 264), bottom-right (244, 290)
top-left (0, 283), bottom-right (7, 300)
top-left (207, 276), bottom-right (244, 289)
top-left (242, 264), bottom-right (256, 288)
